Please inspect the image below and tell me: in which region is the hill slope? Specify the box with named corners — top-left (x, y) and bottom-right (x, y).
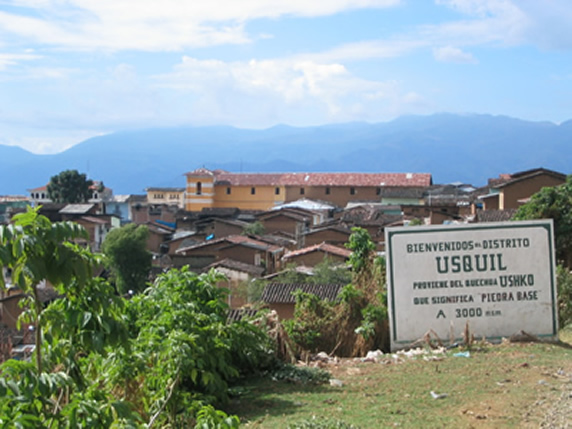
top-left (1, 114), bottom-right (570, 194)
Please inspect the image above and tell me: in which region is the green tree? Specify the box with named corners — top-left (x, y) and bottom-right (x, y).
top-left (47, 169), bottom-right (94, 204)
top-left (312, 258), bottom-right (352, 285)
top-left (243, 221), bottom-right (265, 236)
top-left (118, 267), bottom-right (273, 426)
top-left (513, 176), bottom-right (572, 267)
top-left (285, 228), bottom-right (389, 356)
top-left (0, 207), bottom-right (94, 373)
top-left (101, 223), bottom-right (152, 294)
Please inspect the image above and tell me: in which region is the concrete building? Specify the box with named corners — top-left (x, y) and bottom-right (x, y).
top-left (184, 168), bottom-right (432, 212)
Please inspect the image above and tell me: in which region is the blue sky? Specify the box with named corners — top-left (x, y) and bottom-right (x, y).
top-left (0, 0), bottom-right (571, 154)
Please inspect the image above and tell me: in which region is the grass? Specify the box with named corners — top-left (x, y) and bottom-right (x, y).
top-left (227, 328), bottom-right (572, 428)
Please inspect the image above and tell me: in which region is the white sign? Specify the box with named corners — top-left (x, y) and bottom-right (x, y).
top-left (385, 220), bottom-right (557, 351)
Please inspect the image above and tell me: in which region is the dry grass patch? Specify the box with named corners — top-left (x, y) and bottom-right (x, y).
top-left (228, 340), bottom-right (572, 428)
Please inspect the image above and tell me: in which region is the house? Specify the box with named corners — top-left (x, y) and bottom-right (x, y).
top-left (184, 168), bottom-right (433, 211)
top-left (257, 207), bottom-right (317, 240)
top-left (105, 194), bottom-right (148, 224)
top-left (260, 283), bottom-right (344, 319)
top-left (282, 242), bottom-right (352, 267)
top-left (0, 196), bottom-right (30, 224)
top-left (193, 217), bottom-right (249, 240)
top-left (28, 181), bottom-right (112, 207)
top-left (203, 259), bottom-right (266, 308)
top-left (145, 187), bottom-right (186, 209)
top-left (379, 186), bottom-right (426, 206)
top-left (165, 231), bottom-right (200, 255)
top-left (301, 224), bottom-right (352, 248)
top-left (58, 204), bottom-right (119, 252)
top-left (478, 168), bottom-right (566, 211)
top-left (174, 235), bottom-right (284, 273)
top-left (131, 202), bottom-right (180, 225)
top-left (0, 281), bottom-right (59, 330)
top-left (335, 204), bottom-right (402, 243)
top-left (145, 221), bottom-right (175, 254)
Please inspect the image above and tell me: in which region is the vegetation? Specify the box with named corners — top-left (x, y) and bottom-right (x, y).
top-left (557, 265), bottom-right (572, 328)
top-left (242, 221), bottom-right (265, 236)
top-left (513, 175), bottom-right (572, 267)
top-left (228, 340), bottom-right (572, 428)
top-left (101, 223), bottom-right (152, 294)
top-left (236, 259), bottom-right (352, 306)
top-left (284, 227), bottom-right (388, 357)
top-left (0, 212), bottom-right (276, 426)
top-left (47, 169), bottom-right (95, 204)
top-left (0, 207), bottom-right (95, 373)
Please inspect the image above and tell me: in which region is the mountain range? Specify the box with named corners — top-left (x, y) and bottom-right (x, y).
top-left (1, 113), bottom-right (571, 195)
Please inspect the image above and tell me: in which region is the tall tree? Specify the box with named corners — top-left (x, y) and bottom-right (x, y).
top-left (101, 223), bottom-right (152, 294)
top-left (47, 169), bottom-right (93, 203)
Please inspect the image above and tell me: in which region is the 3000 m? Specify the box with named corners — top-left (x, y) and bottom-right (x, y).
top-left (455, 307), bottom-right (483, 318)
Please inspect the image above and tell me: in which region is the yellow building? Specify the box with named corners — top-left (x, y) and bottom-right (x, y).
top-left (184, 168), bottom-right (432, 212)
top-left (145, 187), bottom-right (186, 208)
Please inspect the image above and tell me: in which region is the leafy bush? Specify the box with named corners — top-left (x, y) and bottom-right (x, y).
top-left (557, 265), bottom-right (572, 328)
top-left (270, 364), bottom-right (331, 385)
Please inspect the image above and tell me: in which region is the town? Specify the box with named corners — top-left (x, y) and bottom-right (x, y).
top-left (0, 165), bottom-right (570, 427)
top-left (0, 166), bottom-right (565, 327)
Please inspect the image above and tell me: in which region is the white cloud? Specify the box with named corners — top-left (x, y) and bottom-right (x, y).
top-left (433, 46), bottom-right (477, 63)
top-left (153, 55), bottom-right (429, 126)
top-left (427, 0), bottom-right (529, 47)
top-left (0, 130), bottom-right (104, 154)
top-left (304, 39), bottom-right (428, 63)
top-left (0, 52), bottom-right (41, 70)
top-left (0, 0), bottom-right (402, 51)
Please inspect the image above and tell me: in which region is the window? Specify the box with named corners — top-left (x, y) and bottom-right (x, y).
top-left (196, 182), bottom-right (202, 195)
top-left (350, 187), bottom-right (356, 195)
top-left (275, 187), bottom-right (280, 195)
top-left (251, 187), bottom-right (256, 195)
top-left (226, 187), bottom-right (231, 195)
top-left (376, 188), bottom-right (381, 195)
top-left (300, 187), bottom-right (305, 195)
top-left (325, 187), bottom-right (330, 195)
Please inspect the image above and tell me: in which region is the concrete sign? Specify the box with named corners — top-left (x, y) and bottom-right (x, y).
top-left (385, 220), bottom-right (557, 351)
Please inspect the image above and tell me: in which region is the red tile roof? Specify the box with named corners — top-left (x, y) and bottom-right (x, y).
top-left (283, 242), bottom-right (352, 260)
top-left (186, 169), bottom-right (432, 187)
top-left (177, 234), bottom-right (283, 254)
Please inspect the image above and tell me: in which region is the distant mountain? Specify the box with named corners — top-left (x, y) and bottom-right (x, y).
top-left (1, 114), bottom-right (570, 195)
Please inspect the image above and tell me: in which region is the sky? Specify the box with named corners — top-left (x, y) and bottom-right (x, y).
top-left (0, 0), bottom-right (571, 154)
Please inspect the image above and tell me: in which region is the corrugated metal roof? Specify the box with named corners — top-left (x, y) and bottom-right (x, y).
top-left (261, 283), bottom-right (344, 304)
top-left (59, 204), bottom-right (95, 214)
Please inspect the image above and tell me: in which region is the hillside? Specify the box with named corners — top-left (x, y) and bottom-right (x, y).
top-left (1, 114), bottom-right (571, 195)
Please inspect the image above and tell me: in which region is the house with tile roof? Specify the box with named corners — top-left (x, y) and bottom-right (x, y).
top-left (282, 242), bottom-right (352, 267)
top-left (261, 282), bottom-right (344, 319)
top-left (174, 234), bottom-right (285, 273)
top-left (184, 168), bottom-right (432, 212)
top-left (478, 168), bottom-right (566, 211)
top-left (301, 224), bottom-right (353, 248)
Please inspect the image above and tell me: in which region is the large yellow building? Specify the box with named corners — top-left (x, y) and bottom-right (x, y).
top-left (184, 168), bottom-right (432, 212)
